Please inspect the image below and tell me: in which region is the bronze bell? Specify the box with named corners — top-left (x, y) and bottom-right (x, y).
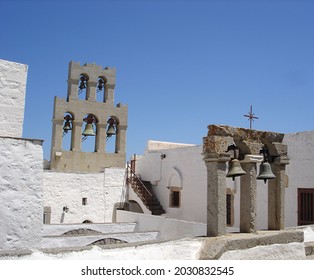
top-left (78, 75), bottom-right (87, 92)
top-left (63, 121), bottom-right (71, 132)
top-left (106, 124), bottom-right (116, 137)
top-left (226, 159), bottom-right (246, 181)
top-left (82, 123), bottom-right (96, 136)
top-left (257, 162), bottom-right (276, 183)
top-left (97, 78), bottom-right (104, 91)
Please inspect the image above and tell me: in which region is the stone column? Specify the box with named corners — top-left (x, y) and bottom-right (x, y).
top-left (51, 119), bottom-right (63, 152)
top-left (116, 125), bottom-right (127, 154)
top-left (203, 133), bottom-right (231, 237)
top-left (50, 119), bottom-right (63, 170)
top-left (67, 78), bottom-right (79, 101)
top-left (105, 84), bottom-right (115, 104)
top-left (240, 162), bottom-right (257, 233)
top-left (95, 123), bottom-right (107, 152)
top-left (268, 155), bottom-right (289, 230)
top-left (71, 121), bottom-right (83, 152)
top-left (204, 157), bottom-right (229, 236)
top-left (86, 81), bottom-right (97, 102)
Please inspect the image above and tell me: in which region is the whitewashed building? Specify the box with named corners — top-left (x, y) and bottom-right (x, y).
top-left (131, 132), bottom-right (314, 231)
top-left (0, 59), bottom-right (44, 251)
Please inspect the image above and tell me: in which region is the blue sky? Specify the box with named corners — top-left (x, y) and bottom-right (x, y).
top-left (1, 0), bottom-right (314, 161)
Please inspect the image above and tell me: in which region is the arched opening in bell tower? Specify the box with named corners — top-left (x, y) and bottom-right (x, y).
top-left (78, 74), bottom-right (89, 100)
top-left (62, 112), bottom-right (74, 151)
top-left (96, 76), bottom-right (107, 102)
top-left (82, 113), bottom-right (98, 152)
top-left (106, 116), bottom-right (118, 154)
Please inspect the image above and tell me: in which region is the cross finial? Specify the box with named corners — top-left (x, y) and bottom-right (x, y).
top-left (244, 105), bottom-right (258, 129)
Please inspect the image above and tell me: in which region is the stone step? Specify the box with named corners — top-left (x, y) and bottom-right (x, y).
top-left (305, 241), bottom-right (314, 256)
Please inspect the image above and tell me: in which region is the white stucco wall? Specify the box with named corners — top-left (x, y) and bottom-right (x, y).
top-left (0, 137), bottom-right (44, 251)
top-left (116, 210), bottom-right (206, 241)
top-left (43, 167), bottom-right (125, 224)
top-left (283, 131), bottom-right (314, 227)
top-left (0, 59), bottom-right (27, 138)
top-left (136, 143), bottom-right (207, 223)
top-left (104, 167), bottom-right (127, 222)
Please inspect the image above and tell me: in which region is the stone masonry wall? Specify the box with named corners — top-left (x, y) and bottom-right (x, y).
top-left (0, 59), bottom-right (27, 138)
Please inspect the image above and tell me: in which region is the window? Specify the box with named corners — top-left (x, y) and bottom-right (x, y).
top-left (226, 189), bottom-right (234, 226)
top-left (82, 198), bottom-right (87, 205)
top-left (298, 188), bottom-right (314, 225)
top-left (43, 206), bottom-right (51, 224)
top-left (169, 187), bottom-right (181, 208)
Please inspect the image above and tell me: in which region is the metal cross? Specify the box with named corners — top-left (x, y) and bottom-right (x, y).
top-left (244, 105), bottom-right (258, 129)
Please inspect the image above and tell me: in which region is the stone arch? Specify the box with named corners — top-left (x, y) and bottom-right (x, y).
top-left (96, 76), bottom-right (107, 102)
top-left (82, 113), bottom-right (98, 152)
top-left (78, 73), bottom-right (89, 100)
top-left (82, 220), bottom-right (93, 223)
top-left (106, 115), bottom-right (119, 153)
top-left (62, 228), bottom-right (100, 235)
top-left (167, 167), bottom-right (183, 189)
top-left (62, 111), bottom-right (74, 151)
top-left (167, 167), bottom-right (183, 208)
top-left (89, 238), bottom-right (127, 246)
top-left (128, 200), bottom-right (144, 213)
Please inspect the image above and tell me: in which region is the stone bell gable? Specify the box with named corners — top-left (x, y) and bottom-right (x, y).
top-left (203, 125), bottom-right (289, 237)
top-left (50, 61), bottom-right (128, 173)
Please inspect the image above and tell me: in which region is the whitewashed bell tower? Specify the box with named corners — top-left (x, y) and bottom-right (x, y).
top-left (50, 61), bottom-right (128, 172)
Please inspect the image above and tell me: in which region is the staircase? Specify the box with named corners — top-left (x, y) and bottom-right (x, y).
top-left (126, 166), bottom-right (165, 215)
top-left (142, 180), bottom-right (166, 215)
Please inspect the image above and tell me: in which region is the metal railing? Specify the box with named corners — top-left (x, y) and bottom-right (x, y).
top-left (126, 165), bottom-right (153, 209)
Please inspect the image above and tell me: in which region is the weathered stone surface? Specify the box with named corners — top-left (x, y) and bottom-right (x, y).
top-left (207, 125), bottom-right (284, 144)
top-left (205, 161), bottom-right (227, 237)
top-left (219, 242), bottom-right (305, 260)
top-left (240, 162), bottom-right (257, 233)
top-left (203, 135), bottom-right (232, 157)
top-left (203, 124), bottom-right (289, 235)
top-left (197, 230), bottom-right (304, 260)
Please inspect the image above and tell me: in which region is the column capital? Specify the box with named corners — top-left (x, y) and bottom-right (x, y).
top-left (88, 80), bottom-right (98, 87)
top-left (118, 125), bottom-right (128, 130)
top-left (203, 135), bottom-right (233, 156)
top-left (67, 78), bottom-right (79, 84)
top-left (268, 142), bottom-right (288, 157)
top-left (238, 141), bottom-right (263, 155)
top-left (105, 83), bottom-right (115, 90)
top-left (96, 122), bottom-right (107, 129)
top-left (273, 155), bottom-right (290, 166)
top-left (53, 119), bottom-right (64, 125)
top-left (72, 120), bottom-right (83, 126)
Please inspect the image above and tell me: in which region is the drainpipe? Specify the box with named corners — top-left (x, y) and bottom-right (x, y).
top-left (151, 152), bottom-right (166, 186)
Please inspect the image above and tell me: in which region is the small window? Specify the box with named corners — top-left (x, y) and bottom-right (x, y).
top-left (169, 187), bottom-right (181, 208)
top-left (82, 198), bottom-right (87, 205)
top-left (226, 189), bottom-right (234, 226)
top-left (298, 188), bottom-right (314, 225)
top-left (43, 206), bottom-right (51, 224)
